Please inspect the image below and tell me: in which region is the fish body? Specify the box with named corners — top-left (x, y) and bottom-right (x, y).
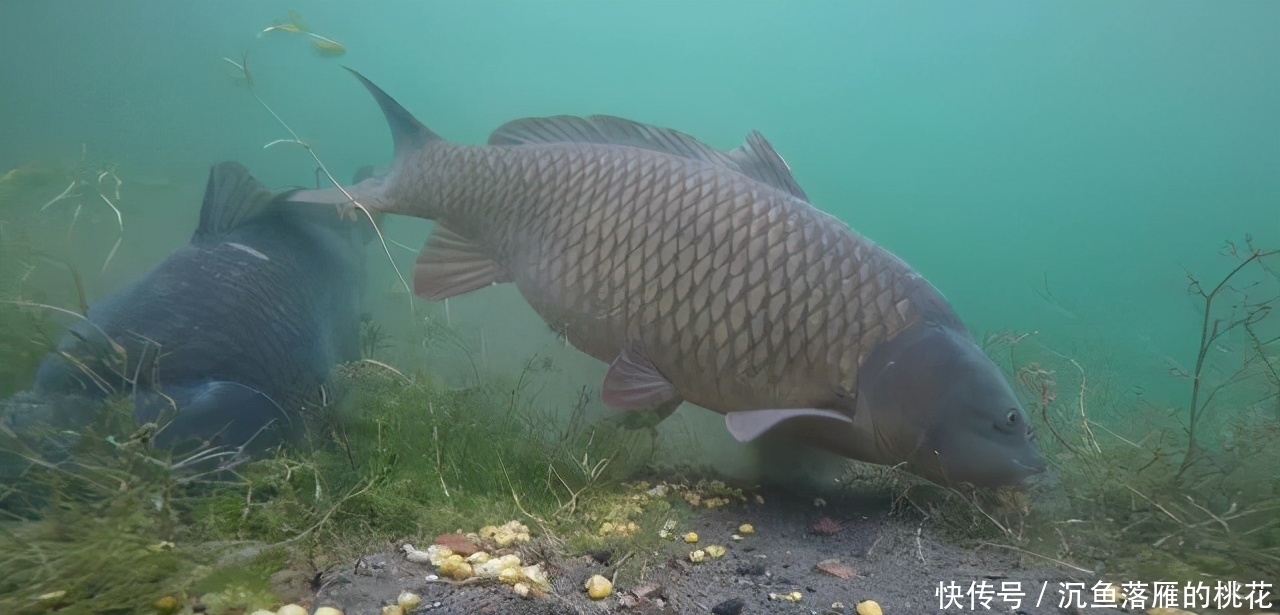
top-left (293, 70), bottom-right (1046, 487)
top-left (27, 162), bottom-right (372, 451)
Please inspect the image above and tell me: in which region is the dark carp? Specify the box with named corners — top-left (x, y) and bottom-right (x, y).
top-left (26, 161), bottom-right (372, 452)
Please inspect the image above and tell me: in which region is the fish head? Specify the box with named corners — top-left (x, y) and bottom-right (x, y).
top-left (859, 320), bottom-right (1047, 488)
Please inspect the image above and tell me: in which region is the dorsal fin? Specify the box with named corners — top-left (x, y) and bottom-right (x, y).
top-left (728, 131), bottom-right (808, 202)
top-left (193, 162), bottom-right (379, 246)
top-left (192, 161), bottom-right (278, 242)
top-left (345, 67), bottom-right (439, 161)
top-left (488, 115), bottom-right (809, 202)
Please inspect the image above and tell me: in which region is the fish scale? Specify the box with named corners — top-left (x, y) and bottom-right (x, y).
top-left (287, 70), bottom-right (1048, 487)
top-left (412, 139), bottom-right (932, 411)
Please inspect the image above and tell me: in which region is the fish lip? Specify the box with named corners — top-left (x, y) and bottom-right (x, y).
top-left (1010, 455), bottom-right (1050, 487)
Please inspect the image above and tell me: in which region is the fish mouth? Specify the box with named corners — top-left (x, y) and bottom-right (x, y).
top-left (1009, 454), bottom-right (1050, 487)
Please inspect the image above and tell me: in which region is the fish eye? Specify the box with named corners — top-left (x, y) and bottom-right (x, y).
top-left (1004, 409), bottom-right (1019, 426)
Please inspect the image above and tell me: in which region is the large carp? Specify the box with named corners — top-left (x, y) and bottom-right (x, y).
top-left (24, 162), bottom-right (373, 453)
top-left (291, 69), bottom-right (1046, 487)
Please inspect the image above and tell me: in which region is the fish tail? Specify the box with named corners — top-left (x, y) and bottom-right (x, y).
top-left (344, 68), bottom-right (440, 158)
top-left (286, 68), bottom-right (440, 218)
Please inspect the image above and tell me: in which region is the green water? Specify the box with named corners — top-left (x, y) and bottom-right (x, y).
top-left (1, 0), bottom-right (1278, 583)
top-left (2, 0), bottom-right (1280, 604)
top-left (3, 0), bottom-right (1275, 396)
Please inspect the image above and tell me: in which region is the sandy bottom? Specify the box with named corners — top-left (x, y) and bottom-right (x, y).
top-left (287, 488), bottom-right (1121, 615)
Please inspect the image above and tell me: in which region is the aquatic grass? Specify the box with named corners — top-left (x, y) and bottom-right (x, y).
top-left (0, 342), bottom-right (667, 613)
top-left (0, 396), bottom-right (247, 615)
top-left (0, 170), bottom-right (91, 399)
top-left (176, 357), bottom-right (674, 599)
top-left (2, 148), bottom-right (129, 275)
top-left (1175, 235), bottom-right (1279, 478)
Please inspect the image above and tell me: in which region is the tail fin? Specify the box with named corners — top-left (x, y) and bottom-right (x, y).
top-left (344, 67), bottom-right (439, 159)
top-left (284, 69), bottom-right (437, 215)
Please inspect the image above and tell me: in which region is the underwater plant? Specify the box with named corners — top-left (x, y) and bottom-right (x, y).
top-left (258, 10), bottom-right (346, 57)
top-left (0, 332), bottom-right (672, 613)
top-left (0, 171), bottom-right (94, 399)
top-left (1176, 235), bottom-right (1279, 478)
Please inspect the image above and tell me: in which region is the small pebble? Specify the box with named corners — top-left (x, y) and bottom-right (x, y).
top-left (498, 567), bottom-right (522, 584)
top-left (249, 611), bottom-right (275, 615)
top-left (438, 559), bottom-right (472, 581)
top-left (585, 574), bottom-right (613, 599)
top-left (711, 597), bottom-right (745, 615)
top-left (155, 596), bottom-right (182, 615)
top-left (705, 545), bottom-right (726, 558)
top-left (683, 531), bottom-right (699, 543)
top-left (856, 599), bottom-right (882, 615)
top-left (381, 606), bottom-right (403, 615)
top-left (397, 591), bottom-right (421, 611)
top-left (314, 608), bottom-right (343, 615)
top-left (737, 524), bottom-right (754, 534)
top-left (513, 582), bottom-right (531, 598)
top-left (277, 605), bottom-right (307, 615)
top-left (434, 533), bottom-right (480, 557)
top-left (688, 549), bottom-right (706, 563)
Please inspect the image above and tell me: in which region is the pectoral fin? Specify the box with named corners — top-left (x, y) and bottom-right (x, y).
top-left (601, 340), bottom-right (679, 410)
top-left (414, 224), bottom-right (511, 300)
top-left (724, 408), bottom-right (854, 442)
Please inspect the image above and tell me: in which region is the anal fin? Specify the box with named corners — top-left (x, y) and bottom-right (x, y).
top-left (724, 408), bottom-right (853, 442)
top-left (414, 224), bottom-right (511, 300)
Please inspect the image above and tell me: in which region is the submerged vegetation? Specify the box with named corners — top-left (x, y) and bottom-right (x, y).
top-left (0, 339), bottom-right (685, 614)
top-left (258, 10), bottom-right (346, 58)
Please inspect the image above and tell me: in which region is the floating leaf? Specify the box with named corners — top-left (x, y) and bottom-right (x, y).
top-left (308, 34), bottom-right (346, 57)
top-left (814, 558), bottom-right (857, 580)
top-left (261, 22), bottom-right (303, 35)
top-left (288, 9), bottom-right (311, 33)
